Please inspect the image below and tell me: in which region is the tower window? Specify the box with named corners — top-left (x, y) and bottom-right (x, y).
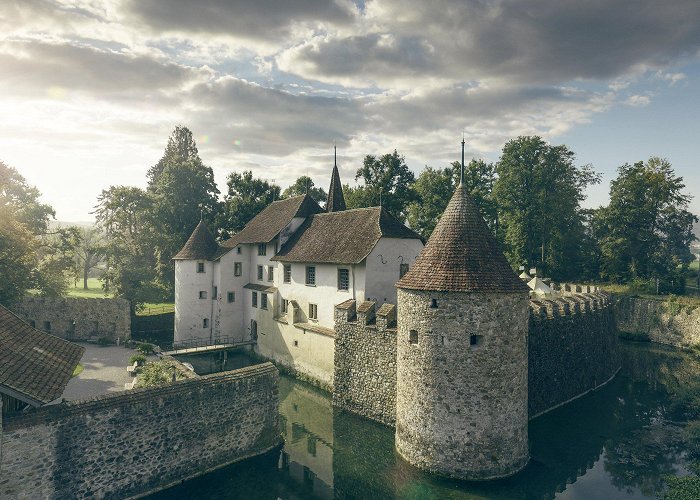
top-left (409, 329), bottom-right (418, 345)
top-left (199, 290), bottom-right (207, 299)
top-left (197, 262), bottom-right (205, 273)
top-left (470, 335), bottom-right (484, 350)
top-left (284, 264), bottom-right (292, 283)
top-left (234, 262), bottom-right (242, 276)
top-left (227, 292), bottom-right (235, 303)
top-left (430, 298), bottom-right (438, 308)
top-left (337, 268), bottom-right (349, 290)
top-left (258, 243), bottom-right (267, 256)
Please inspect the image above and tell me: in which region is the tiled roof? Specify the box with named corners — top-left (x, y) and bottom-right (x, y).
top-left (272, 206), bottom-right (421, 264)
top-left (396, 184), bottom-right (528, 293)
top-left (0, 305), bottom-right (84, 406)
top-left (173, 220), bottom-right (219, 260)
top-left (326, 164), bottom-right (346, 212)
top-left (243, 283), bottom-right (278, 293)
top-left (219, 195), bottom-right (322, 254)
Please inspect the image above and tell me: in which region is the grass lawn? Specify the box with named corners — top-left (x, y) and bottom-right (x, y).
top-left (66, 278), bottom-right (113, 299)
top-left (72, 364), bottom-right (84, 377)
top-left (137, 303), bottom-right (175, 316)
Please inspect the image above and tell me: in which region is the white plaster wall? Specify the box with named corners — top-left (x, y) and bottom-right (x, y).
top-left (214, 247), bottom-right (248, 343)
top-left (365, 237), bottom-right (424, 304)
top-left (174, 259), bottom-right (215, 344)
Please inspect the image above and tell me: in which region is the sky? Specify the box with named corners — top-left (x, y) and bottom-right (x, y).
top-left (1, 0), bottom-right (699, 223)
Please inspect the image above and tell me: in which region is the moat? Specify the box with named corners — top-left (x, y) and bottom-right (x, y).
top-left (150, 341), bottom-right (699, 499)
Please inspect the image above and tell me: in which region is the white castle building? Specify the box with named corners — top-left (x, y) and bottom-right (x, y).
top-left (173, 161), bottom-right (424, 387)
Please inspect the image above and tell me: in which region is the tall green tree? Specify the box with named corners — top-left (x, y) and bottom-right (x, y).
top-left (281, 176), bottom-right (327, 205)
top-left (351, 150), bottom-right (417, 222)
top-left (146, 125), bottom-right (201, 186)
top-left (493, 136), bottom-right (600, 280)
top-left (595, 157), bottom-right (697, 289)
top-left (71, 226), bottom-right (106, 290)
top-left (219, 170), bottom-right (280, 238)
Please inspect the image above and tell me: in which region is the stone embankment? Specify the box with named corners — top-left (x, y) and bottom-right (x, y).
top-left (0, 363), bottom-right (281, 499)
top-left (615, 296), bottom-right (700, 348)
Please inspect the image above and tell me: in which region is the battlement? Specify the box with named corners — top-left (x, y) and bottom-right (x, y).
top-left (334, 300), bottom-right (397, 331)
top-left (529, 292), bottom-right (612, 321)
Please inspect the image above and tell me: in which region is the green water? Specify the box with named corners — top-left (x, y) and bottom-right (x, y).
top-left (157, 342), bottom-right (700, 499)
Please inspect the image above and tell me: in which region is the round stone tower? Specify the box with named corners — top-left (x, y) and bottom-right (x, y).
top-left (395, 182), bottom-right (530, 480)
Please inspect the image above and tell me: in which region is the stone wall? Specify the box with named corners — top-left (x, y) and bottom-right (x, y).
top-left (615, 296), bottom-right (700, 348)
top-left (528, 292), bottom-right (620, 418)
top-left (333, 300), bottom-right (397, 425)
top-left (333, 291), bottom-right (620, 427)
top-left (0, 363), bottom-right (281, 499)
top-left (14, 297), bottom-right (131, 342)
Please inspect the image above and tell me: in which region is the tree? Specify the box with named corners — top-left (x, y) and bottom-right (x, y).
top-left (146, 125), bottom-right (200, 187)
top-left (595, 157), bottom-right (697, 289)
top-left (353, 150), bottom-right (418, 222)
top-left (71, 227), bottom-right (106, 289)
top-left (281, 176), bottom-right (327, 206)
top-left (493, 136), bottom-right (600, 280)
top-left (219, 171), bottom-right (280, 238)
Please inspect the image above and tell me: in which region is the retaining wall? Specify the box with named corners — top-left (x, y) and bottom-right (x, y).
top-left (14, 297), bottom-right (131, 342)
top-left (333, 292), bottom-right (620, 425)
top-left (0, 363), bottom-right (281, 499)
top-left (615, 296), bottom-right (700, 348)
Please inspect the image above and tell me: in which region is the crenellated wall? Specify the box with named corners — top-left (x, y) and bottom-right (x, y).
top-left (0, 363), bottom-right (281, 499)
top-left (528, 292), bottom-right (620, 418)
top-left (333, 291), bottom-right (620, 426)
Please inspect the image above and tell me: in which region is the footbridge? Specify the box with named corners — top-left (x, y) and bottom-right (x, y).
top-left (161, 336), bottom-right (255, 356)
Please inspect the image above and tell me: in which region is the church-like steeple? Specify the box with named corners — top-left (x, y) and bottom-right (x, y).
top-left (326, 145), bottom-right (346, 212)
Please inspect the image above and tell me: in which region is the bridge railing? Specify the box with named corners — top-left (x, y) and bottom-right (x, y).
top-left (164, 335), bottom-right (239, 352)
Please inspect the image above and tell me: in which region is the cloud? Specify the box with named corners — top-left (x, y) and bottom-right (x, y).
top-left (278, 0), bottom-right (700, 88)
top-left (126, 0), bottom-right (356, 41)
top-left (625, 94), bottom-right (652, 107)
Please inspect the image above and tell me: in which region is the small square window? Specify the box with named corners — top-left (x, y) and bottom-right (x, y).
top-left (199, 290), bottom-right (207, 299)
top-left (197, 262), bottom-right (205, 273)
top-left (29, 319), bottom-right (36, 328)
top-left (252, 291), bottom-right (258, 308)
top-left (308, 303), bottom-right (318, 320)
top-left (338, 268), bottom-right (349, 291)
top-left (261, 293), bottom-right (268, 310)
top-left (400, 263), bottom-right (409, 278)
top-left (284, 264), bottom-right (292, 283)
top-left (306, 266), bottom-right (316, 286)
top-left (203, 318), bottom-right (209, 328)
top-left (268, 266), bottom-right (274, 281)
top-left (409, 329), bottom-right (418, 345)
top-left (430, 298), bottom-right (438, 308)
top-left (294, 340), bottom-right (299, 347)
top-left (257, 265), bottom-right (263, 281)
top-left (43, 321), bottom-right (52, 332)
top-left (234, 262), bottom-right (242, 276)
top-left (227, 292), bottom-right (235, 303)
top-left (258, 243), bottom-right (267, 256)
top-left (470, 335), bottom-right (484, 350)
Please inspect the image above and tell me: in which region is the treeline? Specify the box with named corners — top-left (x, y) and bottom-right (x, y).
top-left (0, 126), bottom-right (696, 309)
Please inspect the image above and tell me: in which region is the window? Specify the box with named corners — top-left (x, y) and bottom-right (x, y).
top-left (252, 291), bottom-right (258, 308)
top-left (199, 290), bottom-right (207, 299)
top-left (268, 266), bottom-right (274, 282)
top-left (305, 266), bottom-right (316, 286)
top-left (470, 335), bottom-right (484, 350)
top-left (203, 318), bottom-right (209, 328)
top-left (237, 246), bottom-right (242, 254)
top-left (308, 303), bottom-right (318, 320)
top-left (197, 262), bottom-right (205, 273)
top-left (261, 293), bottom-right (268, 309)
top-left (29, 319), bottom-right (36, 328)
top-left (227, 292), bottom-right (235, 303)
top-left (212, 286), bottom-right (217, 300)
top-left (294, 340), bottom-right (299, 347)
top-left (234, 262), bottom-right (242, 276)
top-left (281, 299), bottom-right (289, 314)
top-left (409, 329), bottom-right (418, 345)
top-left (400, 263), bottom-right (409, 278)
top-left (274, 242), bottom-right (279, 254)
top-left (337, 268), bottom-right (349, 290)
top-left (284, 264), bottom-right (292, 283)
top-left (257, 265), bottom-right (263, 280)
top-left (430, 298), bottom-right (438, 308)
top-left (258, 243), bottom-right (267, 256)
top-left (43, 321), bottom-right (52, 332)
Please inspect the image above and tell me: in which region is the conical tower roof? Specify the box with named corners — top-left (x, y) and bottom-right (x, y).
top-left (173, 220), bottom-right (219, 260)
top-left (396, 184), bottom-right (527, 293)
top-left (326, 164), bottom-right (346, 212)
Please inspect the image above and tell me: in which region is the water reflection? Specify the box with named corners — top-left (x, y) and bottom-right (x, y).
top-left (151, 342), bottom-right (700, 499)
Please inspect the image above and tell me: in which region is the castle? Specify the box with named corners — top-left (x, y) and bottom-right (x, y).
top-left (174, 153), bottom-right (619, 480)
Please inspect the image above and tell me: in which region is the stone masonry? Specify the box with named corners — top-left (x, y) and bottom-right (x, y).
top-left (0, 363), bottom-right (281, 499)
top-left (615, 296), bottom-right (700, 348)
top-left (395, 289), bottom-right (530, 480)
top-left (333, 299), bottom-right (397, 425)
top-left (14, 297), bottom-right (130, 342)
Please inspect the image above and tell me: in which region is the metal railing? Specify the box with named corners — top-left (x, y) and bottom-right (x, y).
top-left (164, 335), bottom-right (244, 352)
top-left (136, 304), bottom-right (175, 316)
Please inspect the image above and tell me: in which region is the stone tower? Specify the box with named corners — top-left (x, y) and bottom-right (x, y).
top-left (394, 182), bottom-right (530, 480)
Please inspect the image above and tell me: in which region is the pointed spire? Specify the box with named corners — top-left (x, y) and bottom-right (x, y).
top-left (396, 184), bottom-right (527, 293)
top-left (461, 133), bottom-right (465, 185)
top-left (326, 147), bottom-right (346, 212)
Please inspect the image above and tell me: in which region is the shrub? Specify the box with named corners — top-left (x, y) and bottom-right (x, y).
top-left (135, 360), bottom-right (184, 388)
top-left (97, 336), bottom-right (112, 346)
top-left (136, 342), bottom-right (155, 355)
top-left (129, 354), bottom-right (147, 365)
